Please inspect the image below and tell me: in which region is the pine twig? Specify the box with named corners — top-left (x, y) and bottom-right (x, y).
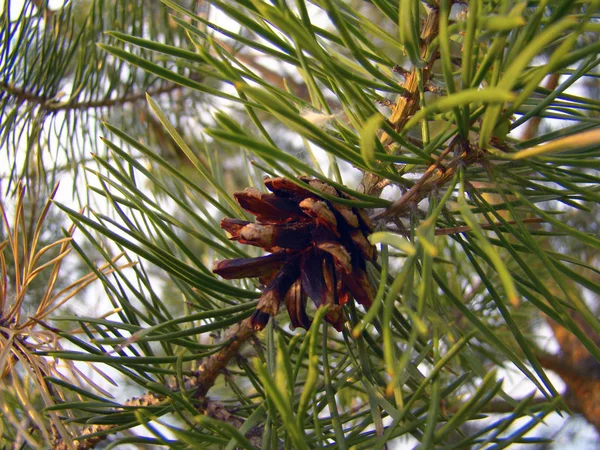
top-left (387, 218), bottom-right (545, 236)
top-left (52, 318), bottom-right (256, 450)
top-left (375, 136), bottom-right (457, 219)
top-left (375, 135), bottom-right (480, 219)
top-left (542, 313), bottom-right (600, 432)
top-left (0, 81), bottom-right (181, 113)
top-left (521, 73), bottom-right (561, 141)
top-left (192, 318), bottom-right (256, 398)
top-left (359, 4), bottom-right (441, 197)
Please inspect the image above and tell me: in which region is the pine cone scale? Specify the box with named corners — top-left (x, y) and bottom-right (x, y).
top-left (212, 252), bottom-right (287, 280)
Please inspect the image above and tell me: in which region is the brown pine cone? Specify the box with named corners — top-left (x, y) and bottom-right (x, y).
top-left (213, 177), bottom-right (376, 331)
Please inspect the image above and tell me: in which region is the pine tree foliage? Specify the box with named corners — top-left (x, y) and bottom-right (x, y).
top-left (0, 0), bottom-right (210, 200)
top-left (1, 0), bottom-right (600, 448)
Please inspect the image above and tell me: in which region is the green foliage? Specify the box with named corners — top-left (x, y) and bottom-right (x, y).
top-left (0, 0), bottom-right (211, 200)
top-left (1, 0), bottom-right (600, 448)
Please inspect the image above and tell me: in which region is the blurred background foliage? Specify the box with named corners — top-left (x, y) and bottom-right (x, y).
top-left (1, 0), bottom-right (600, 448)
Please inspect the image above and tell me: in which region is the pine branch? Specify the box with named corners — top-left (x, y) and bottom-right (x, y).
top-left (215, 40), bottom-right (309, 100)
top-left (0, 81), bottom-right (182, 113)
top-left (375, 135), bottom-right (480, 219)
top-left (375, 135), bottom-right (459, 219)
top-left (521, 73), bottom-right (561, 141)
top-left (51, 318), bottom-right (256, 450)
top-left (448, 397), bottom-right (565, 414)
top-left (541, 313), bottom-right (600, 432)
top-left (359, 3), bottom-right (441, 197)
top-left (386, 218), bottom-right (545, 236)
top-left (192, 317), bottom-right (257, 398)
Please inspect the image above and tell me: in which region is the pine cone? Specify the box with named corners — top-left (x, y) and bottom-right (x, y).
top-left (213, 177), bottom-right (376, 331)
